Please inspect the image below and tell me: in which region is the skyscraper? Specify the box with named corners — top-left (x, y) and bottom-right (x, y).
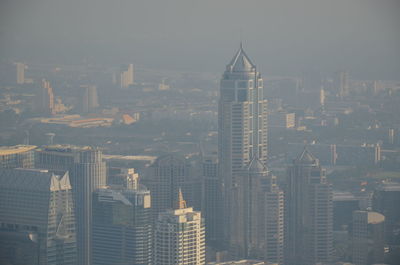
top-left (352, 211), bottom-right (385, 265)
top-left (36, 79), bottom-right (55, 115)
top-left (154, 190), bottom-right (205, 265)
top-left (0, 168), bottom-right (77, 265)
top-left (231, 158), bottom-right (284, 264)
top-left (36, 145), bottom-right (107, 265)
top-left (81, 85), bottom-right (99, 113)
top-left (284, 149), bottom-right (333, 265)
top-left (218, 44), bottom-right (268, 249)
top-left (92, 187), bottom-right (152, 265)
top-left (142, 154), bottom-right (202, 221)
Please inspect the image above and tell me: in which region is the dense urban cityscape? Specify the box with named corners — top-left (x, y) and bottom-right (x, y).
top-left (0, 1), bottom-right (399, 265)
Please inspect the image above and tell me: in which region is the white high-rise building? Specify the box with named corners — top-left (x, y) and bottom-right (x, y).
top-left (16, 62), bottom-right (26, 84)
top-left (218, 44), bottom-right (268, 249)
top-left (118, 64), bottom-right (134, 89)
top-left (154, 190), bottom-right (205, 265)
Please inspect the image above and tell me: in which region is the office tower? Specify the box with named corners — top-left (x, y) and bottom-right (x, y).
top-left (36, 145), bottom-right (106, 265)
top-left (36, 79), bottom-right (55, 115)
top-left (218, 44), bottom-right (268, 248)
top-left (16, 62), bottom-right (25, 84)
top-left (285, 149), bottom-right (333, 265)
top-left (352, 211), bottom-right (385, 265)
top-left (81, 85), bottom-right (99, 113)
top-left (0, 168), bottom-right (77, 265)
top-left (142, 154), bottom-right (202, 221)
top-left (372, 181), bottom-right (400, 245)
top-left (0, 145), bottom-right (36, 168)
top-left (118, 64), bottom-right (134, 89)
top-left (154, 190), bottom-right (205, 265)
top-left (92, 187), bottom-right (152, 265)
top-left (231, 158), bottom-right (284, 264)
top-left (202, 154), bottom-right (223, 247)
top-left (333, 192), bottom-right (360, 231)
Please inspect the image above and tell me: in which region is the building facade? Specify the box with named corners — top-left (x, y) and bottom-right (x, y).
top-left (0, 168), bottom-right (77, 265)
top-left (284, 149), bottom-right (333, 265)
top-left (154, 190), bottom-right (205, 265)
top-left (92, 187), bottom-right (152, 265)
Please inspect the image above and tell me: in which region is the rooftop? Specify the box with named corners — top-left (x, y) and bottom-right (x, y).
top-left (0, 145), bottom-right (37, 156)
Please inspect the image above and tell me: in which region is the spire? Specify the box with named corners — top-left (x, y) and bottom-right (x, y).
top-left (176, 188), bottom-right (187, 209)
top-left (226, 44), bottom-right (256, 73)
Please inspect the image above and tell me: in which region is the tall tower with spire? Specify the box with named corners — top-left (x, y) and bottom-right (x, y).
top-left (218, 45), bottom-right (268, 250)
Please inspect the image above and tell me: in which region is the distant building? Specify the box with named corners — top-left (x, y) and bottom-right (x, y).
top-left (36, 145), bottom-right (106, 265)
top-left (333, 191), bottom-right (360, 231)
top-left (0, 145), bottom-right (36, 168)
top-left (335, 71), bottom-right (349, 99)
top-left (80, 85), bottom-right (99, 113)
top-left (15, 62), bottom-right (25, 84)
top-left (285, 149), bottom-right (333, 265)
top-left (107, 167), bottom-right (139, 189)
top-left (154, 190), bottom-right (205, 265)
top-left (352, 211), bottom-right (385, 265)
top-left (268, 111), bottom-right (295, 128)
top-left (208, 260), bottom-right (269, 265)
top-left (117, 64), bottom-right (134, 89)
top-left (36, 79), bottom-right (55, 115)
top-left (92, 187), bottom-right (152, 265)
top-left (142, 154), bottom-right (202, 221)
top-left (0, 168), bottom-right (77, 265)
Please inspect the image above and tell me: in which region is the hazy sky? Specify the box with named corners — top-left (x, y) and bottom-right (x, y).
top-left (1, 0), bottom-right (399, 79)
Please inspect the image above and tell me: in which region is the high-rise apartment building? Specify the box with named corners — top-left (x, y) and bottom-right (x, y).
top-left (142, 154), bottom-right (202, 221)
top-left (218, 44), bottom-right (268, 249)
top-left (92, 187), bottom-right (152, 265)
top-left (0, 145), bottom-right (36, 168)
top-left (154, 190), bottom-right (205, 265)
top-left (16, 62), bottom-right (25, 84)
top-left (36, 79), bottom-right (55, 115)
top-left (231, 158), bottom-right (284, 263)
top-left (117, 64), bottom-right (134, 89)
top-left (285, 149), bottom-right (333, 265)
top-left (36, 145), bottom-right (106, 265)
top-left (0, 168), bottom-right (77, 265)
top-left (352, 211), bottom-right (385, 265)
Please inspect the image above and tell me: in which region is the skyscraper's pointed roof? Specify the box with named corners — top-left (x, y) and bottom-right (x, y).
top-left (175, 188), bottom-right (187, 209)
top-left (296, 147), bottom-right (318, 165)
top-left (227, 43), bottom-right (256, 72)
top-left (248, 157), bottom-right (267, 173)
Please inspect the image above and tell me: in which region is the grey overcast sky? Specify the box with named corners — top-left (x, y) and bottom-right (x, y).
top-left (1, 0), bottom-right (399, 79)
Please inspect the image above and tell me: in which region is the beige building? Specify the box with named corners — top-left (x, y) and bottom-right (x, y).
top-left (154, 190), bottom-right (205, 265)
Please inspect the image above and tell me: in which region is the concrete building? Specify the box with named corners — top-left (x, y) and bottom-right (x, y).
top-left (81, 85), bottom-right (99, 113)
top-left (0, 145), bottom-right (36, 168)
top-left (154, 190), bottom-right (205, 265)
top-left (0, 168), bottom-right (77, 265)
top-left (268, 111), bottom-right (295, 129)
top-left (218, 44), bottom-right (268, 249)
top-left (36, 145), bottom-right (106, 265)
top-left (92, 187), bottom-right (152, 265)
top-left (285, 149), bottom-right (333, 265)
top-left (142, 154), bottom-right (202, 221)
top-left (352, 211), bottom-right (385, 265)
